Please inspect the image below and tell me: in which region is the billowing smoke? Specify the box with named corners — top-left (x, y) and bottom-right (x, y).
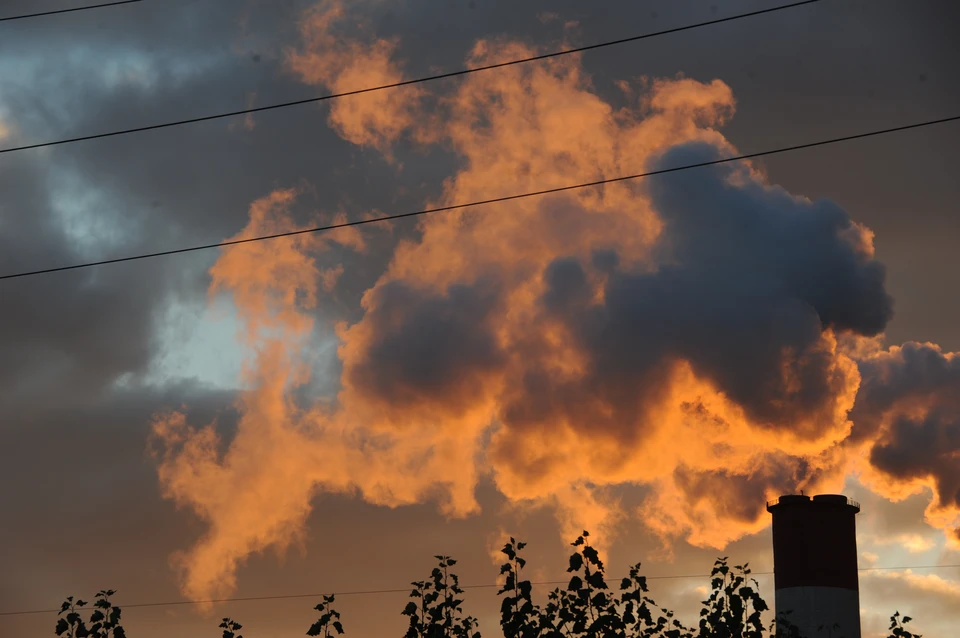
top-left (150, 0), bottom-right (956, 600)
top-left (284, 0), bottom-right (426, 152)
top-left (850, 342), bottom-right (960, 544)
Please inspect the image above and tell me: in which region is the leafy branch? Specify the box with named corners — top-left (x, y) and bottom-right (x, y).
top-left (56, 590), bottom-right (126, 638)
top-left (307, 594), bottom-right (345, 637)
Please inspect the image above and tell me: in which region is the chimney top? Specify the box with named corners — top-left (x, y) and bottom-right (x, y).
top-left (766, 493), bottom-right (860, 513)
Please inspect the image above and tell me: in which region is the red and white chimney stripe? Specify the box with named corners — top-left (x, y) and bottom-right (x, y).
top-left (767, 494), bottom-right (862, 638)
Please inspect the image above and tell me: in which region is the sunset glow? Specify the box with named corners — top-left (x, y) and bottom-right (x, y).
top-left (2, 1), bottom-right (958, 637)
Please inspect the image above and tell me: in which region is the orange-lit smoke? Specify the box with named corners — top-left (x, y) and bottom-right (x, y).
top-left (151, 3), bottom-right (950, 600)
top-left (848, 342), bottom-right (960, 549)
top-left (285, 0), bottom-right (424, 153)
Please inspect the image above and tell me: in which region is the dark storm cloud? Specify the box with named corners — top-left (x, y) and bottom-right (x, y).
top-left (0, 149), bottom-right (164, 402)
top-left (3, 0), bottom-right (329, 248)
top-left (0, 1), bottom-right (253, 399)
top-left (0, 0), bottom-right (385, 404)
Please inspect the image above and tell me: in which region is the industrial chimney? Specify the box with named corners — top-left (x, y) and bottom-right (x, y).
top-left (766, 494), bottom-right (861, 638)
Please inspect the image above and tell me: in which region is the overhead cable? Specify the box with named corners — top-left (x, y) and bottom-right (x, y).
top-left (0, 0), bottom-right (142, 23)
top-left (1, 113), bottom-right (957, 283)
top-left (2, 563), bottom-right (957, 617)
top-left (0, 0), bottom-right (820, 154)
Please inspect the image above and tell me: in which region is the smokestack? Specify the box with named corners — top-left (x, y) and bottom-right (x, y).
top-left (767, 494), bottom-right (861, 638)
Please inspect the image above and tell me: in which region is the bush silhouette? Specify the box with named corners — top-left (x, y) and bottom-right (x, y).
top-left (57, 532), bottom-right (923, 638)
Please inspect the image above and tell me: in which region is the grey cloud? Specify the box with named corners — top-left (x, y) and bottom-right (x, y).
top-left (0, 0), bottom-right (387, 406)
top-left (0, 157), bottom-right (167, 402)
top-left (0, 2), bottom-right (252, 403)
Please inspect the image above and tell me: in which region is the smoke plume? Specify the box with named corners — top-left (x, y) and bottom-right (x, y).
top-left (150, 1), bottom-right (958, 599)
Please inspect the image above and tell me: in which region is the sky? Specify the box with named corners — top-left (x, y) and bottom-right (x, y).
top-left (0, 0), bottom-right (959, 637)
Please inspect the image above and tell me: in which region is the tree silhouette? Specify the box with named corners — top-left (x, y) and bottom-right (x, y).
top-left (56, 533), bottom-right (924, 638)
top-left (497, 538), bottom-right (543, 638)
top-left (402, 555), bottom-right (481, 638)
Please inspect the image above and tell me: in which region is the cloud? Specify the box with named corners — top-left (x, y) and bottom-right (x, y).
top-left (863, 533), bottom-right (937, 554)
top-left (879, 570), bottom-right (960, 599)
top-left (0, 158), bottom-right (180, 406)
top-left (285, 0), bottom-right (424, 152)
top-left (2, 2), bottom-right (957, 634)
top-left (850, 342), bottom-right (960, 546)
top-left (151, 189), bottom-right (489, 599)
top-left (147, 8), bottom-right (921, 599)
top-left (861, 569), bottom-right (960, 637)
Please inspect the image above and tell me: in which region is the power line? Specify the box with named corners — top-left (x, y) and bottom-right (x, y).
top-left (0, 0), bottom-right (821, 155)
top-left (2, 564), bottom-right (957, 617)
top-left (1, 113), bottom-right (957, 283)
top-left (0, 0), bottom-right (142, 23)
